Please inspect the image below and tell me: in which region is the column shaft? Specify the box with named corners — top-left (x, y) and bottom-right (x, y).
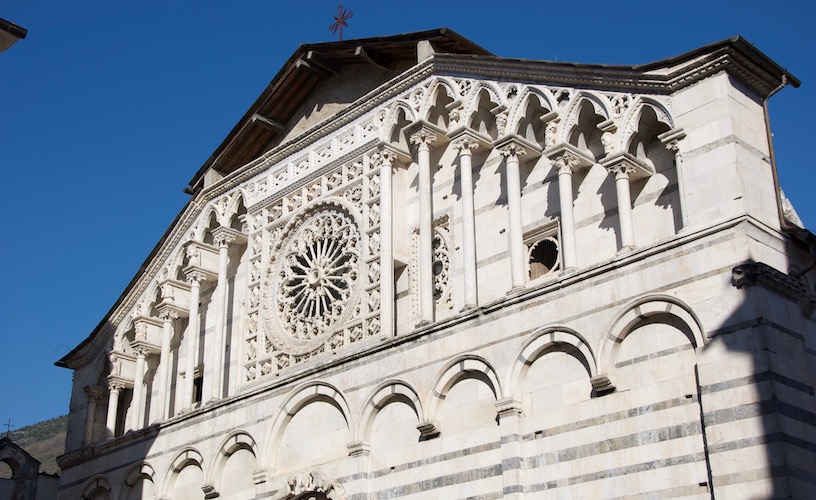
top-left (379, 155), bottom-right (394, 338)
top-left (184, 280), bottom-right (201, 410)
top-left (506, 155), bottom-right (526, 289)
top-left (615, 171), bottom-right (635, 249)
top-left (131, 351), bottom-right (146, 430)
top-left (210, 243), bottom-right (230, 401)
top-left (105, 386), bottom-right (121, 439)
top-left (458, 147), bottom-right (478, 309)
top-left (558, 169), bottom-right (577, 270)
top-left (157, 316), bottom-right (173, 420)
top-left (417, 142), bottom-right (434, 325)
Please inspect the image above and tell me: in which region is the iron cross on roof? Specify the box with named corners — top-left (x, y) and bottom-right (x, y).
top-left (329, 4), bottom-right (353, 41)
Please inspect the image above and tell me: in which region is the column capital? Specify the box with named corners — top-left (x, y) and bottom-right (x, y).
top-left (157, 306), bottom-right (181, 322)
top-left (544, 142), bottom-right (595, 174)
top-left (374, 143), bottom-right (411, 167)
top-left (107, 380), bottom-right (126, 393)
top-left (495, 135), bottom-right (542, 163)
top-left (658, 127), bottom-right (686, 154)
top-left (84, 385), bottom-right (106, 401)
top-left (184, 268), bottom-right (214, 285)
top-left (600, 152), bottom-right (654, 182)
top-left (495, 397), bottom-right (524, 419)
top-left (406, 121), bottom-right (448, 152)
top-left (409, 128), bottom-right (438, 150)
top-left (449, 129), bottom-right (491, 157)
top-left (211, 226), bottom-right (246, 248)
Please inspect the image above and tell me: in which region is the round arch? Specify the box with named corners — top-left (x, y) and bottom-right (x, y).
top-left (426, 355), bottom-right (502, 423)
top-left (119, 462), bottom-right (155, 500)
top-left (261, 380), bottom-right (353, 472)
top-left (597, 295), bottom-right (705, 387)
top-left (504, 326), bottom-right (596, 401)
top-left (81, 475), bottom-right (113, 500)
top-left (357, 379), bottom-right (424, 444)
top-left (161, 448), bottom-right (205, 499)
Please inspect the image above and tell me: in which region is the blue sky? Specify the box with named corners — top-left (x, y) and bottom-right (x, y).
top-left (1, 0), bottom-right (814, 430)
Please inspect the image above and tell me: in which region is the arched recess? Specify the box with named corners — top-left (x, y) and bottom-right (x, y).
top-left (380, 101), bottom-right (416, 151)
top-left (508, 87), bottom-right (554, 146)
top-left (616, 98), bottom-right (674, 152)
top-left (505, 326), bottom-right (596, 401)
top-left (562, 93), bottom-right (610, 161)
top-left (82, 475), bottom-right (113, 500)
top-left (465, 84), bottom-right (504, 140)
top-left (120, 462), bottom-right (155, 500)
top-left (426, 355), bottom-right (503, 426)
top-left (358, 380), bottom-right (425, 444)
top-left (421, 79), bottom-right (458, 131)
top-left (263, 381), bottom-right (354, 474)
top-left (163, 448), bottom-right (206, 500)
top-left (210, 431), bottom-right (258, 500)
top-left (597, 295), bottom-right (705, 388)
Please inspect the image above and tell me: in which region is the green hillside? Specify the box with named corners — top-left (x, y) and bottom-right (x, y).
top-left (1, 415), bottom-right (67, 477)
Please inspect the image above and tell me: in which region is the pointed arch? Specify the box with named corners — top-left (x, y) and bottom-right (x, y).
top-left (507, 86), bottom-right (555, 142)
top-left (597, 295), bottom-right (705, 387)
top-left (261, 380), bottom-right (353, 472)
top-left (463, 82), bottom-right (505, 139)
top-left (426, 355), bottom-right (502, 423)
top-left (559, 91), bottom-right (611, 145)
top-left (420, 77), bottom-right (458, 129)
top-left (617, 97), bottom-right (675, 152)
top-left (380, 100), bottom-right (416, 147)
top-left (358, 379), bottom-right (425, 444)
top-left (505, 326), bottom-right (596, 401)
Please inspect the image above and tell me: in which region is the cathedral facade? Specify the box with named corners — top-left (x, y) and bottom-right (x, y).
top-left (56, 29), bottom-right (816, 499)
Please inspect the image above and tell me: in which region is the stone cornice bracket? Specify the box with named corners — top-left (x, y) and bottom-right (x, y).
top-left (107, 376), bottom-right (130, 391)
top-left (417, 420), bottom-right (440, 441)
top-left (590, 374), bottom-right (616, 396)
top-left (202, 484), bottom-right (219, 499)
top-left (449, 128), bottom-right (492, 156)
top-left (658, 127), bottom-right (686, 153)
top-left (544, 142), bottom-right (595, 174)
top-left (211, 226), bottom-right (247, 247)
top-left (157, 279), bottom-right (192, 313)
top-left (182, 240), bottom-right (219, 282)
top-left (600, 152), bottom-right (654, 181)
top-left (732, 262), bottom-right (815, 317)
top-left (346, 441), bottom-right (371, 457)
top-left (157, 303), bottom-right (186, 321)
top-left (495, 397), bottom-right (524, 419)
top-left (495, 134), bottom-right (542, 163)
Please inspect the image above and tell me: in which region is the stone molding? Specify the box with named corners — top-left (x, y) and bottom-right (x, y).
top-left (733, 262), bottom-right (816, 316)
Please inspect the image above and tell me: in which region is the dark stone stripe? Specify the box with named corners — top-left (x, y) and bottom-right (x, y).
top-left (615, 342), bottom-right (693, 368)
top-left (707, 432), bottom-right (816, 455)
top-left (701, 371), bottom-right (815, 397)
top-left (370, 464), bottom-right (502, 498)
top-left (708, 317), bottom-right (805, 342)
top-left (527, 421), bottom-right (702, 468)
top-left (704, 399), bottom-right (816, 428)
top-left (525, 395), bottom-right (696, 440)
top-left (605, 483), bottom-right (710, 500)
top-left (526, 452), bottom-right (706, 491)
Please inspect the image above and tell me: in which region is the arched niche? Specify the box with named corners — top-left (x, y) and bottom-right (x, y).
top-left (82, 476), bottom-right (113, 500)
top-left (121, 462), bottom-right (155, 500)
top-left (505, 327), bottom-right (596, 403)
top-left (359, 380), bottom-right (425, 467)
top-left (565, 97), bottom-right (608, 161)
top-left (467, 87), bottom-right (503, 141)
top-left (512, 91), bottom-right (552, 147)
top-left (211, 432), bottom-right (258, 499)
top-left (381, 102), bottom-right (415, 152)
top-left (265, 381), bottom-right (353, 474)
top-left (164, 449), bottom-right (206, 500)
top-left (423, 81), bottom-right (457, 131)
top-left (597, 295), bottom-right (705, 391)
top-left (427, 356), bottom-right (502, 437)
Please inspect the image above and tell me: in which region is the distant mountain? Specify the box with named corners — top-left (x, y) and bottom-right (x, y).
top-left (1, 415), bottom-right (67, 478)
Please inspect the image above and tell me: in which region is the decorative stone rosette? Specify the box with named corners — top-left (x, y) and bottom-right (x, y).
top-left (262, 201), bottom-right (363, 356)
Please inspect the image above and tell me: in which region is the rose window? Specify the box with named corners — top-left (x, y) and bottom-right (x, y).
top-left (270, 208), bottom-right (361, 351)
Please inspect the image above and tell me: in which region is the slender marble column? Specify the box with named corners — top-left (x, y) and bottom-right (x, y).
top-left (553, 152), bottom-right (585, 272)
top-left (105, 382), bottom-right (123, 439)
top-left (452, 138), bottom-right (479, 309)
top-left (130, 347), bottom-right (148, 430)
top-left (612, 165), bottom-right (636, 250)
top-left (499, 143), bottom-right (528, 291)
top-left (156, 309), bottom-right (177, 420)
top-left (410, 129), bottom-right (437, 325)
top-left (83, 386), bottom-right (104, 446)
top-left (210, 230), bottom-right (237, 402)
top-left (376, 150), bottom-right (395, 338)
top-left (183, 273), bottom-right (204, 410)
